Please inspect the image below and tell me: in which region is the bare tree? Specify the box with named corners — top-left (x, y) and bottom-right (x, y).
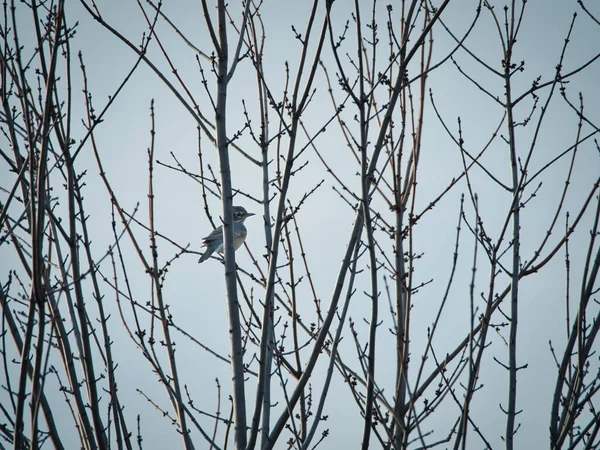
top-left (1, 1), bottom-right (599, 449)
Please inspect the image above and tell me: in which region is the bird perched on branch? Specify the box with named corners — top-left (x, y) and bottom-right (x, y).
top-left (198, 206), bottom-right (255, 263)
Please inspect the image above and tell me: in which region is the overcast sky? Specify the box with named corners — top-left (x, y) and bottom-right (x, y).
top-left (2, 1), bottom-right (600, 449)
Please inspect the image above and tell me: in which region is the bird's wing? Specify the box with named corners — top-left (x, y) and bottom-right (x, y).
top-left (202, 226), bottom-right (223, 246)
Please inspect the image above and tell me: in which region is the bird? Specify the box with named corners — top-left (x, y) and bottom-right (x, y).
top-left (198, 206), bottom-right (255, 263)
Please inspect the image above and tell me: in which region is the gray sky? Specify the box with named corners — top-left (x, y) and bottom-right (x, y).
top-left (2, 0), bottom-right (600, 448)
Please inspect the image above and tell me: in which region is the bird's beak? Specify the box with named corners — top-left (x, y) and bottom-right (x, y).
top-left (245, 212), bottom-right (255, 218)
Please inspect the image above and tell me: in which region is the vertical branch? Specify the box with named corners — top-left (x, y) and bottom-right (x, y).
top-left (391, 2), bottom-right (420, 445)
top-left (283, 216), bottom-right (308, 441)
top-left (65, 143), bottom-right (108, 450)
top-left (45, 224), bottom-right (96, 450)
top-left (355, 1), bottom-right (379, 448)
top-left (454, 196), bottom-right (479, 450)
top-left (13, 2), bottom-right (67, 448)
top-left (244, 9), bottom-right (277, 449)
top-left (214, 1), bottom-right (247, 448)
top-left (147, 100), bottom-right (194, 450)
top-left (504, 12), bottom-right (521, 450)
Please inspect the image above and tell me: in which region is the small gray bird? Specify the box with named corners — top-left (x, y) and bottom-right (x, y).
top-left (198, 206), bottom-right (255, 263)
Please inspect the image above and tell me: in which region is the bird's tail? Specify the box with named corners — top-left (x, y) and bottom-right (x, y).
top-left (198, 249), bottom-right (213, 263)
